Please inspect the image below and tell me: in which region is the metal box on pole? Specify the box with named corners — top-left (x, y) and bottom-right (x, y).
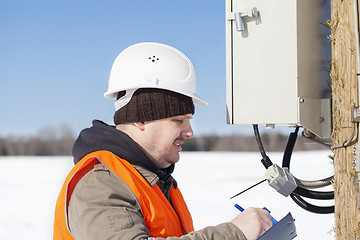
top-left (226, 0), bottom-right (331, 138)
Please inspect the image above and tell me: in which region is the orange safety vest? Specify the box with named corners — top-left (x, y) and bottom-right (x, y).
top-left (53, 150), bottom-right (194, 239)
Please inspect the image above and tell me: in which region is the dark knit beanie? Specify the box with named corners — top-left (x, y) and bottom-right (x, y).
top-left (114, 88), bottom-right (195, 125)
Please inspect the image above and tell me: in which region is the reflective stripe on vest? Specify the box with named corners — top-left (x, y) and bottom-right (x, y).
top-left (53, 150), bottom-right (194, 239)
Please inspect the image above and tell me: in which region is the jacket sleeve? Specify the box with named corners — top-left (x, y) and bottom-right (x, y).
top-left (68, 164), bottom-right (246, 240)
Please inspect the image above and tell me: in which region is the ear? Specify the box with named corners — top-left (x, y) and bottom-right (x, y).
top-left (133, 122), bottom-right (146, 131)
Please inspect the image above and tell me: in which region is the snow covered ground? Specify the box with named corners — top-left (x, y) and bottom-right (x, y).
top-left (0, 151), bottom-right (335, 239)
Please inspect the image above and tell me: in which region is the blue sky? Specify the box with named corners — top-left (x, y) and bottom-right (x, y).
top-left (0, 0), bottom-right (290, 137)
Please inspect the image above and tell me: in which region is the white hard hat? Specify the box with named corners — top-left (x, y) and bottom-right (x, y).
top-left (104, 42), bottom-right (208, 111)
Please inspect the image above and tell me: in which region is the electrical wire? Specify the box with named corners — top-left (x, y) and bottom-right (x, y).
top-left (281, 127), bottom-right (334, 213)
top-left (230, 179), bottom-right (267, 199)
top-left (290, 194), bottom-right (334, 214)
top-left (282, 127), bottom-right (334, 200)
top-left (253, 125), bottom-right (335, 214)
top-left (253, 125), bottom-right (273, 169)
top-left (292, 187), bottom-right (334, 200)
top-left (330, 122), bottom-right (358, 150)
top-left (302, 130), bottom-right (332, 149)
top-left (294, 176), bottom-right (333, 189)
top-left (299, 129), bottom-right (334, 188)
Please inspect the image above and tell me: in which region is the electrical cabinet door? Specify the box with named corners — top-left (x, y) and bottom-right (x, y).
top-left (226, 0), bottom-right (331, 138)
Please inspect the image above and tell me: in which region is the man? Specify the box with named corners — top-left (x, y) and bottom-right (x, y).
top-left (53, 42), bottom-right (272, 240)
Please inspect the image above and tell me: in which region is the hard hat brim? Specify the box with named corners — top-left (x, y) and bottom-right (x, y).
top-left (105, 87), bottom-right (208, 106)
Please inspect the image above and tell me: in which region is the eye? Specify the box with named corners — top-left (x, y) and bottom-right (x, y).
top-left (172, 119), bottom-right (184, 124)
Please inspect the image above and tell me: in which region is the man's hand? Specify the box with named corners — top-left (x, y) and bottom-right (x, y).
top-left (231, 207), bottom-right (272, 240)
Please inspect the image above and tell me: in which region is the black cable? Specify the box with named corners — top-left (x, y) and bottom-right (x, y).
top-left (282, 127), bottom-right (334, 200)
top-left (253, 125), bottom-right (334, 213)
top-left (253, 125), bottom-right (273, 169)
top-left (282, 127), bottom-right (299, 167)
top-left (290, 194), bottom-right (335, 214)
top-left (253, 124), bottom-right (267, 158)
top-left (292, 188), bottom-right (334, 200)
top-left (230, 179), bottom-right (267, 199)
top-left (282, 127), bottom-right (334, 213)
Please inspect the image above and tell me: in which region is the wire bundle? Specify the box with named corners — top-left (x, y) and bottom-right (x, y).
top-left (253, 125), bottom-right (334, 214)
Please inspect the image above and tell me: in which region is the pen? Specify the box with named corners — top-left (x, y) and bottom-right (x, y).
top-left (234, 203), bottom-right (245, 212)
top-left (234, 204), bottom-right (278, 226)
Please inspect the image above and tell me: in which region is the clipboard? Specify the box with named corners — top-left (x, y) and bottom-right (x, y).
top-left (257, 212), bottom-right (297, 240)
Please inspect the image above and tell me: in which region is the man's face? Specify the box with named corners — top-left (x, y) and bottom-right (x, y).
top-left (141, 114), bottom-right (193, 169)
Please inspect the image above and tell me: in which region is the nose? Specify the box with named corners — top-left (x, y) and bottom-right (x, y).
top-left (181, 123), bottom-right (194, 139)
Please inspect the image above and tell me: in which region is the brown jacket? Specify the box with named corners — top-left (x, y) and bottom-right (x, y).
top-left (66, 120), bottom-right (246, 240)
top-left (68, 162), bottom-right (245, 240)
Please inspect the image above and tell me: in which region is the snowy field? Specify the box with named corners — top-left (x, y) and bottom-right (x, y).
top-left (0, 151), bottom-right (335, 239)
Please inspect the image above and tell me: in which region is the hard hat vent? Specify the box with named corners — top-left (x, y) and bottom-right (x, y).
top-left (149, 56), bottom-right (160, 62)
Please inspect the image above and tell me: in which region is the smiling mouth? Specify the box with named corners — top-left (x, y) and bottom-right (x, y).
top-left (173, 138), bottom-right (184, 148)
top-left (174, 141), bottom-right (183, 147)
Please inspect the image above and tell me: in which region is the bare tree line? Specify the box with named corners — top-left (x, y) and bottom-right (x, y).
top-left (182, 132), bottom-right (328, 152)
top-left (0, 125), bottom-right (327, 156)
top-left (0, 125), bottom-right (75, 156)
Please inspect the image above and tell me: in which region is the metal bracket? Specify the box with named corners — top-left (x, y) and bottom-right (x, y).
top-left (351, 105), bottom-right (360, 207)
top-left (352, 105), bottom-right (360, 122)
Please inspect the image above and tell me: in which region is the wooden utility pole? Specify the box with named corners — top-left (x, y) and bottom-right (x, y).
top-left (330, 0), bottom-right (360, 238)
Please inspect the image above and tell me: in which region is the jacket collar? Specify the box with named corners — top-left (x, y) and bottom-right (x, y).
top-left (72, 120), bottom-right (175, 181)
